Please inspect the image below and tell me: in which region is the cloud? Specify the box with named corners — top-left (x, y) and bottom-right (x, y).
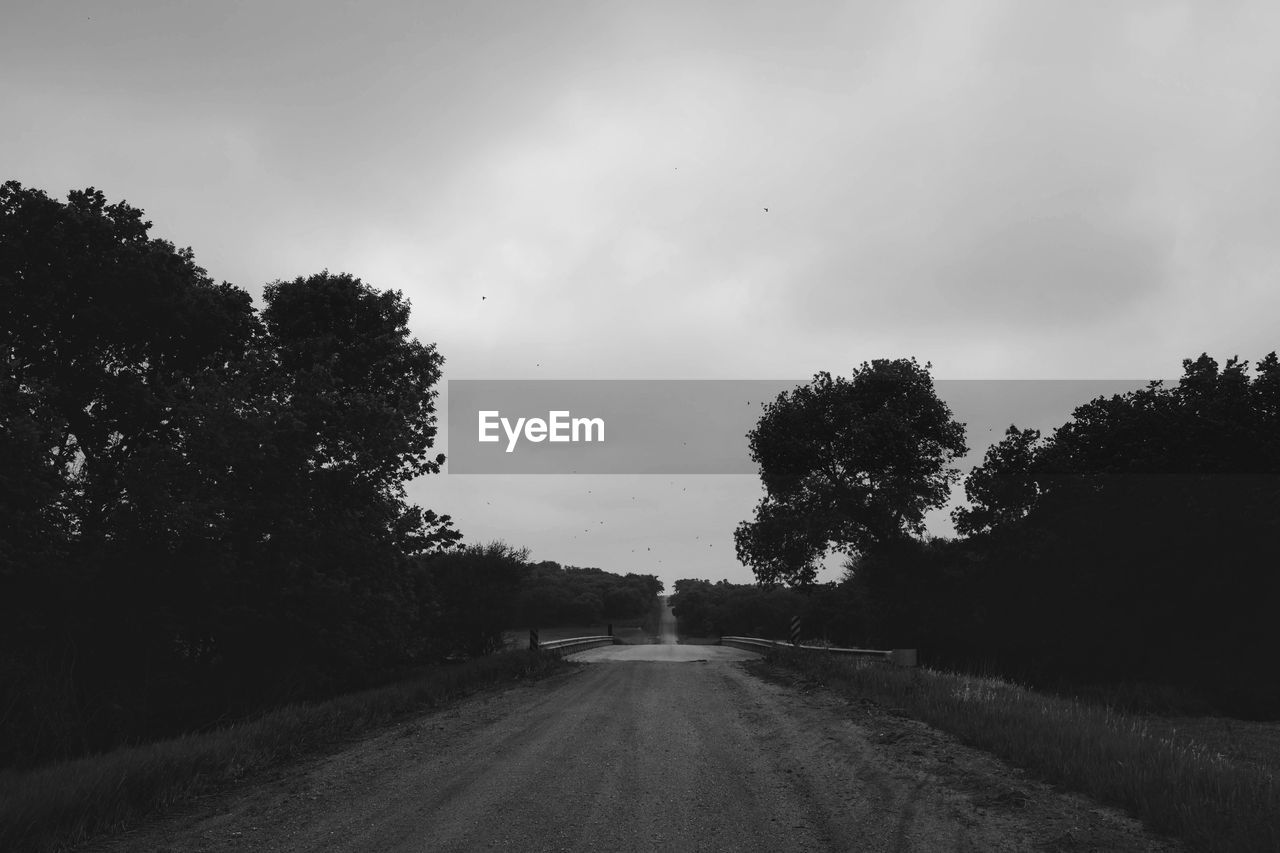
top-left (7, 0), bottom-right (1280, 586)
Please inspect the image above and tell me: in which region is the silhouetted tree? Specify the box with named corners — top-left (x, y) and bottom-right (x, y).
top-left (1, 181), bottom-right (263, 759)
top-left (942, 352), bottom-right (1280, 710)
top-left (261, 271), bottom-right (447, 488)
top-left (735, 359), bottom-right (967, 586)
top-left (0, 182), bottom-right (461, 765)
top-left (414, 542), bottom-right (528, 658)
top-left (515, 563), bottom-right (660, 628)
top-left (951, 426), bottom-right (1043, 536)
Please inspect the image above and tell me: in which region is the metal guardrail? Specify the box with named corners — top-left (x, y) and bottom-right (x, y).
top-left (535, 636), bottom-right (618, 655)
top-left (720, 636), bottom-right (917, 667)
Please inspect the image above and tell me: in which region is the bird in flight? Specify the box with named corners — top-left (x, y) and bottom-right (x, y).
top-left (763, 208), bottom-right (768, 213)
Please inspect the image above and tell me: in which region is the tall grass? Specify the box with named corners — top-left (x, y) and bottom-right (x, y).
top-left (0, 651), bottom-right (566, 853)
top-left (770, 650), bottom-right (1279, 853)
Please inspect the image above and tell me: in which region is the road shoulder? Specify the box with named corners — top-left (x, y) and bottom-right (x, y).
top-left (72, 666), bottom-right (589, 852)
top-left (744, 658), bottom-right (1184, 853)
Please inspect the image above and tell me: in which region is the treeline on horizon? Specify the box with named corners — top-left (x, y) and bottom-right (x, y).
top-left (429, 549), bottom-right (663, 660)
top-left (0, 182), bottom-right (659, 769)
top-left (674, 353), bottom-right (1280, 718)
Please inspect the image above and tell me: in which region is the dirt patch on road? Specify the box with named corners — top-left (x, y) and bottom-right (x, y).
top-left (747, 659), bottom-right (1184, 853)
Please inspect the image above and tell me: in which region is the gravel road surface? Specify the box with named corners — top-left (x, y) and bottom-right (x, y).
top-left (83, 608), bottom-right (1179, 851)
top-left (572, 598), bottom-right (756, 663)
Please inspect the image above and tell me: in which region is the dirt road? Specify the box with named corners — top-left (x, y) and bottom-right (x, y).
top-left (575, 599), bottom-right (755, 663)
top-left (658, 597), bottom-right (678, 642)
top-left (85, 646), bottom-right (1179, 851)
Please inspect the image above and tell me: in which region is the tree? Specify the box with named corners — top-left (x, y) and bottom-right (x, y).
top-left (2, 181), bottom-right (262, 760)
top-left (943, 352), bottom-right (1280, 707)
top-left (414, 542), bottom-right (528, 658)
top-left (0, 182), bottom-right (463, 762)
top-left (0, 181), bottom-right (258, 532)
top-left (622, 572), bottom-right (664, 599)
top-left (951, 426), bottom-right (1043, 536)
top-left (734, 358), bottom-right (967, 586)
top-left (214, 271), bottom-right (460, 694)
top-left (958, 353), bottom-right (1280, 538)
top-left (514, 564), bottom-right (661, 628)
top-left (261, 271), bottom-right (447, 489)
top-left (603, 586), bottom-right (646, 620)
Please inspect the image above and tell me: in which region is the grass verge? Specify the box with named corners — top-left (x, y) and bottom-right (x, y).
top-left (768, 649), bottom-right (1279, 853)
top-left (0, 651), bottom-right (567, 853)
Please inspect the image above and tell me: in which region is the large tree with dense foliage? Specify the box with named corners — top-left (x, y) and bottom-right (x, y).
top-left (2, 181), bottom-right (265, 759)
top-left (950, 426), bottom-right (1043, 537)
top-left (0, 182), bottom-right (460, 765)
top-left (958, 354), bottom-right (1280, 537)
top-left (708, 351), bottom-right (1279, 715)
top-left (734, 358), bottom-right (967, 586)
top-left (261, 271), bottom-right (448, 488)
top-left (944, 353), bottom-right (1280, 710)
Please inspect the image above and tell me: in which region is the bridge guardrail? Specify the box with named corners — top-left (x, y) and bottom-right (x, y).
top-left (720, 636), bottom-right (917, 667)
top-left (535, 636), bottom-right (618, 655)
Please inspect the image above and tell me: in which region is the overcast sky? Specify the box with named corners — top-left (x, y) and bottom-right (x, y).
top-left (6, 1), bottom-right (1279, 589)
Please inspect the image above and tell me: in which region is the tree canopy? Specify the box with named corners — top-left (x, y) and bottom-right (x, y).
top-left (734, 358), bottom-right (967, 586)
top-left (1, 182), bottom-right (461, 765)
top-left (954, 353), bottom-right (1280, 539)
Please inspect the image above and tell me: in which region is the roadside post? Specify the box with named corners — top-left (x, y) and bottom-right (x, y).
top-left (789, 615), bottom-right (801, 646)
top-left (529, 628), bottom-right (539, 651)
